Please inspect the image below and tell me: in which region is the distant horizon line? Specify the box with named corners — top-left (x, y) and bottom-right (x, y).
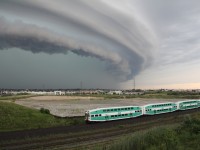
top-left (1, 88), bottom-right (200, 90)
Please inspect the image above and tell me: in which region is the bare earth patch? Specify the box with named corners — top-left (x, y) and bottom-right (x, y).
top-left (15, 96), bottom-right (184, 117)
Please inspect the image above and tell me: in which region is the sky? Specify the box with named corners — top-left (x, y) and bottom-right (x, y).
top-left (0, 0), bottom-right (200, 89)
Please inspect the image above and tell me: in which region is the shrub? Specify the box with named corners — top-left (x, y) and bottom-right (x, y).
top-left (40, 108), bottom-right (50, 114)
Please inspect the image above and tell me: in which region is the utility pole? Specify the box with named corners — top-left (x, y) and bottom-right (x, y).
top-left (133, 77), bottom-right (136, 91)
top-left (80, 81), bottom-right (83, 90)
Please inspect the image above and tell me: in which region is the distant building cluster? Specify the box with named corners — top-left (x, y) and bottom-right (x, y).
top-left (0, 89), bottom-right (144, 96)
top-left (0, 88), bottom-right (200, 96)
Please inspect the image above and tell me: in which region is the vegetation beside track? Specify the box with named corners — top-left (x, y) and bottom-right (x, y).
top-left (0, 101), bottom-right (84, 132)
top-left (104, 113), bottom-right (200, 150)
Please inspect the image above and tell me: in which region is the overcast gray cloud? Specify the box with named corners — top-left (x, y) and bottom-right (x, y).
top-left (135, 0), bottom-right (200, 66)
top-left (0, 0), bottom-right (157, 82)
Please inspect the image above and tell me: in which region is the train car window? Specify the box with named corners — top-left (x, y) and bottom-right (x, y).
top-left (122, 114), bottom-right (124, 116)
top-left (91, 115), bottom-right (94, 117)
top-left (125, 114), bottom-right (128, 116)
top-left (114, 109), bottom-right (117, 111)
top-left (95, 115), bottom-right (98, 117)
top-left (111, 115), bottom-right (114, 117)
top-left (118, 109), bottom-right (120, 111)
top-left (99, 114), bottom-right (101, 116)
top-left (115, 115), bottom-right (117, 117)
top-left (125, 108), bottom-right (127, 110)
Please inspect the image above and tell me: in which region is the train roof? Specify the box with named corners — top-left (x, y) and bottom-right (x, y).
top-left (143, 101), bottom-right (175, 107)
top-left (176, 99), bottom-right (199, 103)
top-left (87, 105), bottom-right (141, 112)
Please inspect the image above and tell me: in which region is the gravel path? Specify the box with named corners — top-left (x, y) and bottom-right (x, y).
top-left (15, 96), bottom-right (183, 117)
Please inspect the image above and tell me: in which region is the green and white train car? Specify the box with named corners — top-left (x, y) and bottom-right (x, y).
top-left (85, 106), bottom-right (142, 122)
top-left (176, 100), bottom-right (199, 110)
top-left (143, 102), bottom-right (177, 115)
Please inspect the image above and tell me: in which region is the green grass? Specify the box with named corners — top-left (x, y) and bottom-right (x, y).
top-left (102, 113), bottom-right (200, 150)
top-left (0, 101), bottom-right (84, 132)
top-left (0, 94), bottom-right (37, 101)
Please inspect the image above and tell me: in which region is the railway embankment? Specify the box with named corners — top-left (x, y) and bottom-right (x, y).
top-left (0, 108), bottom-right (199, 149)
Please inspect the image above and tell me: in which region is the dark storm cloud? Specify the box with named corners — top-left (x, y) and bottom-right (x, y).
top-left (0, 0), bottom-right (157, 80)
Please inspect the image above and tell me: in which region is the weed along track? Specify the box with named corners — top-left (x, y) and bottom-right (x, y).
top-left (0, 108), bottom-right (199, 150)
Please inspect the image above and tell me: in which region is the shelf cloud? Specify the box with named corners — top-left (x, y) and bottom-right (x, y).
top-left (0, 0), bottom-right (157, 81)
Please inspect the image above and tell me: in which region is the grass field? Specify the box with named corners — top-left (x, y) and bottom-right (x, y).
top-left (0, 94), bottom-right (37, 101)
top-left (0, 101), bottom-right (84, 132)
top-left (105, 113), bottom-right (200, 150)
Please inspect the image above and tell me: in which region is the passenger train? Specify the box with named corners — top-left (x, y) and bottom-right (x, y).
top-left (85, 100), bottom-right (200, 122)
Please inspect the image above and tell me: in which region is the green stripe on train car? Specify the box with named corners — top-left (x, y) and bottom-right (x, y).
top-left (89, 106), bottom-right (143, 121)
top-left (89, 106), bottom-right (141, 115)
top-left (178, 100), bottom-right (199, 110)
top-left (145, 103), bottom-right (177, 115)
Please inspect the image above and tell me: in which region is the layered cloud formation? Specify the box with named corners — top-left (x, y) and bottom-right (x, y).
top-left (0, 0), bottom-right (157, 81)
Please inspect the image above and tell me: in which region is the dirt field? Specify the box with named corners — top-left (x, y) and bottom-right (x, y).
top-left (14, 96), bottom-right (185, 117)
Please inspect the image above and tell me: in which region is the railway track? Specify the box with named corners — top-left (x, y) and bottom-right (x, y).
top-left (0, 108), bottom-right (199, 150)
